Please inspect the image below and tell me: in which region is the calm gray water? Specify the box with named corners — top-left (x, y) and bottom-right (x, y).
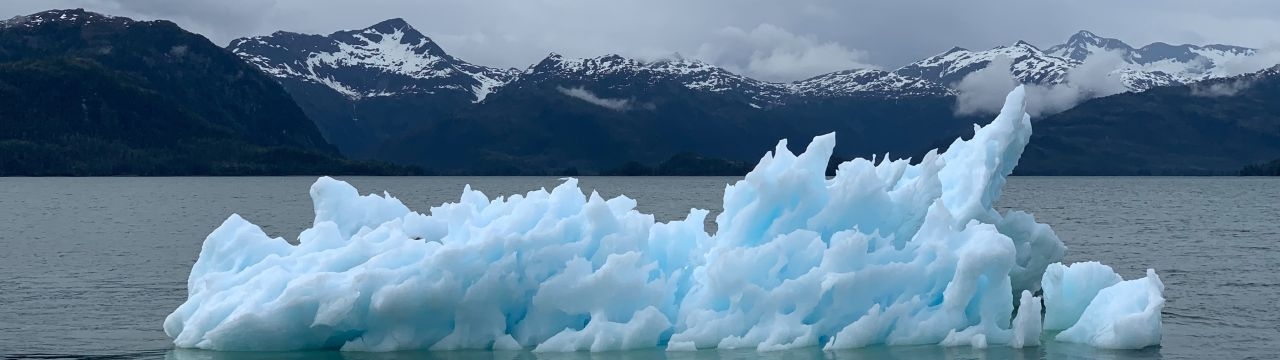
top-left (0, 177), bottom-right (1276, 359)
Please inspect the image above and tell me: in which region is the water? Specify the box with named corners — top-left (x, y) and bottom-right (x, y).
top-left (0, 177), bottom-right (1276, 359)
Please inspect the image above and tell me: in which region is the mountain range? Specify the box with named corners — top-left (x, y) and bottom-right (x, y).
top-left (1, 9), bottom-right (1277, 176)
top-left (225, 17), bottom-right (1270, 174)
top-left (227, 21), bottom-right (965, 164)
top-left (233, 24), bottom-right (1258, 115)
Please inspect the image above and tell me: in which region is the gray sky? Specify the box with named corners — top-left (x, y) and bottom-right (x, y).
top-left (3, 0), bottom-right (1280, 82)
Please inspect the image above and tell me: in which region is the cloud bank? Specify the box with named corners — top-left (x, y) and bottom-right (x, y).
top-left (694, 24), bottom-right (876, 82)
top-left (1218, 46), bottom-right (1280, 76)
top-left (557, 87), bottom-right (635, 111)
top-left (1190, 77), bottom-right (1259, 97)
top-left (954, 51), bottom-right (1129, 117)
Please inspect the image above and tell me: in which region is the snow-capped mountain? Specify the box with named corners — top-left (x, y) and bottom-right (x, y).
top-left (790, 69), bottom-right (954, 98)
top-left (506, 53), bottom-right (791, 105)
top-left (896, 41), bottom-right (1078, 86)
top-left (898, 30), bottom-right (1260, 93)
top-left (1044, 30), bottom-right (1138, 62)
top-left (1045, 30), bottom-right (1255, 84)
top-left (229, 19), bottom-right (516, 102)
top-left (1, 8), bottom-right (123, 28)
top-left (505, 53), bottom-right (950, 106)
top-left (1047, 30), bottom-right (1254, 66)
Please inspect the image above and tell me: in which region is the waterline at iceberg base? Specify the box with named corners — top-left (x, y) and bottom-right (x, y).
top-left (163, 86), bottom-right (1164, 352)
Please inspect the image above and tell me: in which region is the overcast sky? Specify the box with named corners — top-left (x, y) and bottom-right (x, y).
top-left (3, 0), bottom-right (1279, 82)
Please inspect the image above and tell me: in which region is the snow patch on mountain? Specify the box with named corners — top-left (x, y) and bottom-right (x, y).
top-left (465, 67), bottom-right (509, 102)
top-left (301, 26), bottom-right (460, 86)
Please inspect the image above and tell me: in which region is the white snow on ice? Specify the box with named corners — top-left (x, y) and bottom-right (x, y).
top-left (164, 86), bottom-right (1163, 352)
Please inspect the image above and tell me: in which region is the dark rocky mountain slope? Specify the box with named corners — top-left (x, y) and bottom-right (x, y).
top-left (0, 9), bottom-right (415, 175)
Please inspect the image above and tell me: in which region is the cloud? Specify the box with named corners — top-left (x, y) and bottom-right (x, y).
top-left (1190, 44), bottom-right (1280, 97)
top-left (954, 51), bottom-right (1129, 117)
top-left (1191, 77), bottom-right (1258, 97)
top-left (1032, 50), bottom-right (1129, 114)
top-left (953, 56), bottom-right (1019, 116)
top-left (695, 24), bottom-right (875, 82)
top-left (1217, 46), bottom-right (1280, 76)
top-left (557, 86), bottom-right (634, 111)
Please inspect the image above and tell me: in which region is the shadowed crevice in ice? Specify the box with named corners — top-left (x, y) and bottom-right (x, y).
top-left (163, 86), bottom-right (1161, 352)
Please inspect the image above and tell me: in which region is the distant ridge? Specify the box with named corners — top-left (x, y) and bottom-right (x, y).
top-left (0, 9), bottom-right (417, 175)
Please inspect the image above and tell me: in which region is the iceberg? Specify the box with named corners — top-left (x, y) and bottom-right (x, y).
top-left (163, 86), bottom-right (1160, 352)
top-left (1045, 264), bottom-right (1165, 349)
top-left (1041, 261), bottom-right (1123, 331)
